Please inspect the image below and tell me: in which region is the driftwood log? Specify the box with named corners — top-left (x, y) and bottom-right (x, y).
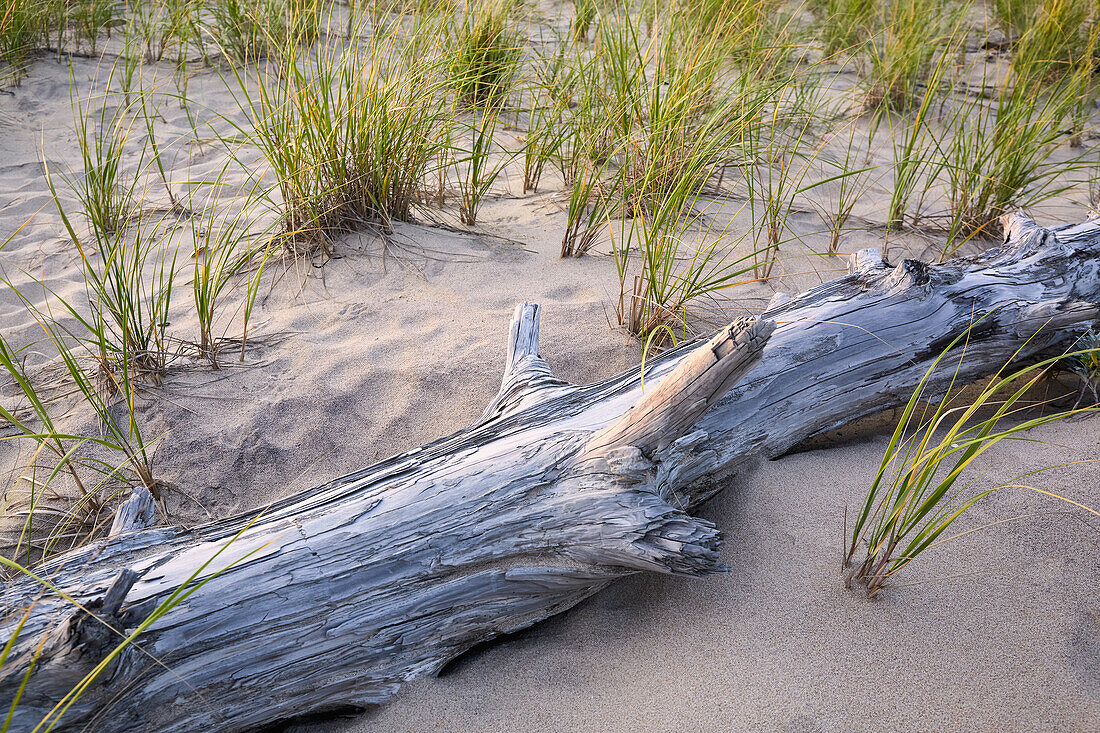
top-left (1, 213), bottom-right (1099, 731)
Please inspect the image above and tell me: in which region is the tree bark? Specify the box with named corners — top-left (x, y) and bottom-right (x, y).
top-left (1, 213), bottom-right (1098, 732)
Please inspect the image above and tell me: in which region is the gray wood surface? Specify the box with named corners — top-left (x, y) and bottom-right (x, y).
top-left (1, 213), bottom-right (1097, 732)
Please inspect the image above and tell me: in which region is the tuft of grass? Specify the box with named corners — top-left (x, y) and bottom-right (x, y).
top-left (67, 0), bottom-right (118, 55)
top-left (457, 107), bottom-right (515, 226)
top-left (521, 83), bottom-right (562, 195)
top-left (571, 0), bottom-right (597, 42)
top-left (129, 0), bottom-right (199, 65)
top-left (812, 117), bottom-right (876, 254)
top-left (231, 23), bottom-right (453, 254)
top-left (815, 0), bottom-right (875, 60)
top-left (743, 90), bottom-right (829, 280)
top-left (0, 0), bottom-right (50, 85)
top-left (0, 308), bottom-right (164, 563)
top-left (1002, 0), bottom-right (1096, 86)
top-left (44, 180), bottom-right (179, 385)
top-left (991, 0), bottom-right (1040, 37)
top-left (609, 26), bottom-right (774, 339)
top-left (0, 335), bottom-right (102, 565)
top-left (880, 47), bottom-right (954, 230)
top-left (561, 155), bottom-right (613, 258)
top-left (45, 74), bottom-right (178, 382)
top-left (936, 20), bottom-right (1093, 252)
top-left (187, 179), bottom-right (271, 368)
top-left (845, 328), bottom-right (1100, 597)
top-left (66, 71), bottom-right (142, 238)
top-left (941, 77), bottom-right (1085, 252)
top-left (205, 0), bottom-right (320, 65)
top-left (861, 0), bottom-right (963, 113)
top-left (522, 40), bottom-right (576, 195)
top-left (448, 0), bottom-right (522, 109)
top-left (617, 174), bottom-right (758, 344)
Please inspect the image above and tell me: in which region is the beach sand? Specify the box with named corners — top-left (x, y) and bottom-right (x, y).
top-left (1, 16), bottom-right (1098, 731)
top-left (296, 422), bottom-right (1099, 732)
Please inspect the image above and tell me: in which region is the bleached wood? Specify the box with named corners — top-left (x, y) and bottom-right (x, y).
top-left (108, 486), bottom-right (155, 537)
top-left (1, 213), bottom-right (1098, 732)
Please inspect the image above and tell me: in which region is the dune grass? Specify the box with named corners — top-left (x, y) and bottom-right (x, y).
top-left (448, 0), bottom-right (521, 108)
top-left (598, 11), bottom-right (779, 337)
top-left (0, 59), bottom-right (287, 561)
top-left (0, 0), bottom-right (51, 84)
top-left (0, 3), bottom-right (1097, 724)
top-left (206, 0), bottom-right (321, 65)
top-left (743, 90), bottom-right (828, 279)
top-left (521, 74), bottom-right (565, 194)
top-left (45, 75), bottom-right (179, 382)
top-left (861, 0), bottom-right (963, 113)
top-left (941, 69), bottom-right (1086, 251)
top-left (127, 0), bottom-right (199, 64)
top-left (457, 106), bottom-right (514, 225)
top-left (813, 0), bottom-right (874, 60)
top-left (187, 180), bottom-right (272, 367)
top-left (230, 19), bottom-right (453, 253)
top-left (845, 331), bottom-right (1100, 597)
top-left (1005, 0), bottom-right (1097, 84)
top-left (880, 47), bottom-right (954, 231)
top-left (570, 0), bottom-right (597, 41)
top-left (813, 117), bottom-right (876, 254)
top-left (992, 0), bottom-right (1040, 37)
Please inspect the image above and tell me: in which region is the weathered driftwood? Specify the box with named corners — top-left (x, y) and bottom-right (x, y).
top-left (1, 213), bottom-right (1099, 732)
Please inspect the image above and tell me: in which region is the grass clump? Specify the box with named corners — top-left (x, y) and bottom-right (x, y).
top-left (449, 0), bottom-right (522, 108)
top-left (187, 182), bottom-right (273, 368)
top-left (0, 0), bottom-right (50, 84)
top-left (457, 108), bottom-right (514, 225)
top-left (991, 0), bottom-right (1040, 37)
top-left (235, 27), bottom-right (453, 253)
top-left (206, 0), bottom-right (321, 65)
top-left (571, 0), bottom-right (597, 42)
top-left (603, 21), bottom-right (775, 340)
top-left (845, 330), bottom-right (1099, 597)
top-left (813, 117), bottom-right (876, 254)
top-left (66, 77), bottom-right (141, 238)
top-left (935, 17), bottom-right (1094, 249)
top-left (881, 48), bottom-right (954, 230)
top-left (814, 0), bottom-right (875, 59)
top-left (861, 0), bottom-right (963, 113)
top-left (743, 93), bottom-right (829, 280)
top-left (65, 0), bottom-right (119, 55)
top-left (941, 76), bottom-right (1084, 249)
top-left (128, 0), bottom-right (199, 64)
top-left (45, 81), bottom-right (178, 382)
top-left (0, 316), bottom-right (163, 559)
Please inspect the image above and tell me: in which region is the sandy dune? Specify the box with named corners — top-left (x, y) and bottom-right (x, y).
top-left (1, 7), bottom-right (1098, 730)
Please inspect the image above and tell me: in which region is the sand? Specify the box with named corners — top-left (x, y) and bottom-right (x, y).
top-left (294, 423), bottom-right (1100, 732)
top-left (1, 9), bottom-right (1098, 732)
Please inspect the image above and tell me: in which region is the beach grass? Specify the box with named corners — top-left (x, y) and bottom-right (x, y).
top-left (227, 15), bottom-right (453, 253)
top-left (845, 329), bottom-right (1100, 597)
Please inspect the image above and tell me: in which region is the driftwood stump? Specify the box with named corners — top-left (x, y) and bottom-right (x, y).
top-left (1, 213), bottom-right (1098, 731)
